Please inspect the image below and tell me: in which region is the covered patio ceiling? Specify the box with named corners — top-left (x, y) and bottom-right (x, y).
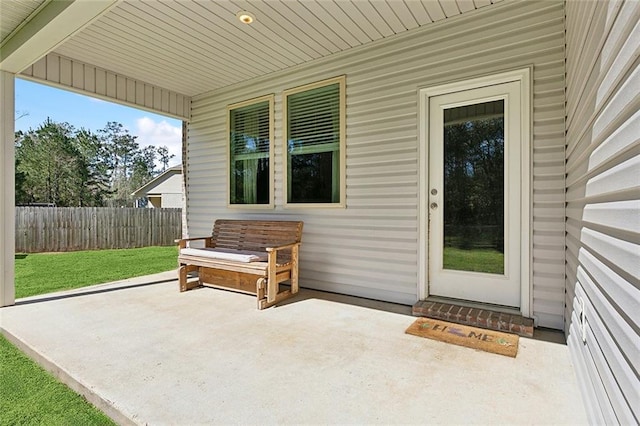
top-left (2, 0), bottom-right (503, 101)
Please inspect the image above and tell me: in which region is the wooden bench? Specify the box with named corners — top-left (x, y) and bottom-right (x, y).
top-left (176, 219), bottom-right (303, 309)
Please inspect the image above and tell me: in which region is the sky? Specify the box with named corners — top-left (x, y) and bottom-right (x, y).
top-left (14, 78), bottom-right (183, 167)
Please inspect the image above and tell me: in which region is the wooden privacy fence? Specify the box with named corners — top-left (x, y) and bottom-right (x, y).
top-left (15, 207), bottom-right (182, 253)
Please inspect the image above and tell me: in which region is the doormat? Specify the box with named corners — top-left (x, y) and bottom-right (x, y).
top-left (405, 317), bottom-right (519, 357)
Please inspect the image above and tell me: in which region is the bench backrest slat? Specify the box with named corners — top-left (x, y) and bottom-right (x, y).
top-left (211, 220), bottom-right (303, 252)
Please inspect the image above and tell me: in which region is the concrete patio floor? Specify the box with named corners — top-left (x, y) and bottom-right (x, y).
top-left (1, 271), bottom-right (587, 425)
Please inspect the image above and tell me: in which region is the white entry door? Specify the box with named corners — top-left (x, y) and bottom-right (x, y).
top-left (428, 81), bottom-right (522, 307)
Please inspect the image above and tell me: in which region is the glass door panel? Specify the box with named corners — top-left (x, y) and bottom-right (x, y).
top-left (443, 100), bottom-right (505, 275)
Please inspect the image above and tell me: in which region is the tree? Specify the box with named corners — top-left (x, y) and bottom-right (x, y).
top-left (14, 156), bottom-right (27, 204)
top-left (156, 146), bottom-right (174, 172)
top-left (15, 120), bottom-right (88, 206)
top-left (99, 122), bottom-right (140, 205)
top-left (74, 128), bottom-right (112, 206)
top-left (130, 146), bottom-right (157, 192)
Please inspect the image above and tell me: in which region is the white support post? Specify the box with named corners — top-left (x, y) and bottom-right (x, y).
top-left (0, 71), bottom-right (15, 307)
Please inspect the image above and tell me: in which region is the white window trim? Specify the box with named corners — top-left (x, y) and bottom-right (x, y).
top-left (417, 67), bottom-right (532, 317)
top-left (227, 94), bottom-right (275, 209)
top-left (283, 75), bottom-right (346, 209)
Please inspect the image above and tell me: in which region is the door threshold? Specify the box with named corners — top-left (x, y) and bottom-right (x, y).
top-left (413, 297), bottom-right (533, 337)
top-left (424, 296), bottom-right (521, 315)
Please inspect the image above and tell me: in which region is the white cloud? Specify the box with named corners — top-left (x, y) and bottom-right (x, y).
top-left (134, 117), bottom-right (182, 167)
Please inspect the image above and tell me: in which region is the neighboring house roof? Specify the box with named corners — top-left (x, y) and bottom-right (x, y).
top-left (131, 166), bottom-right (182, 198)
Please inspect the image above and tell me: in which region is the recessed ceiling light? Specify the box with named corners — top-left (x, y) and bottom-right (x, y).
top-left (236, 11), bottom-right (255, 25)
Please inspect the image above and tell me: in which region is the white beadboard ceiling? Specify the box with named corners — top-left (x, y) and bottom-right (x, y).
top-left (3, 0), bottom-right (502, 97)
top-left (0, 0), bottom-right (46, 41)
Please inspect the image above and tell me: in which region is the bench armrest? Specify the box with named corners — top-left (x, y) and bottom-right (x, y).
top-left (175, 236), bottom-right (212, 249)
top-left (265, 242), bottom-right (300, 252)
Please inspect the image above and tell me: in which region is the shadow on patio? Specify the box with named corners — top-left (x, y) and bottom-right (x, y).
top-left (1, 271), bottom-right (587, 425)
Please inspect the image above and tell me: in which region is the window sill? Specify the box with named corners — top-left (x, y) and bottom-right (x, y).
top-left (283, 202), bottom-right (345, 209)
top-left (227, 203), bottom-right (275, 210)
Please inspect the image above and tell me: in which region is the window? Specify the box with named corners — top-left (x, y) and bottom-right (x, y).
top-left (228, 95), bottom-right (274, 207)
top-left (284, 76), bottom-right (345, 206)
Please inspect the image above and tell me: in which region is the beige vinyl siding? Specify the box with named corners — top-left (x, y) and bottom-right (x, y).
top-left (186, 0), bottom-right (566, 326)
top-left (565, 0), bottom-right (640, 423)
top-left (20, 53), bottom-right (190, 119)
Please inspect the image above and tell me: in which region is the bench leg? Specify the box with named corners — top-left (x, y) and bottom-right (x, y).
top-left (179, 265), bottom-right (200, 292)
top-left (257, 273), bottom-right (299, 310)
top-left (291, 245), bottom-right (299, 294)
top-left (258, 290), bottom-right (293, 310)
top-left (267, 251), bottom-right (277, 303)
top-left (179, 265), bottom-right (187, 292)
top-left (256, 278), bottom-right (266, 309)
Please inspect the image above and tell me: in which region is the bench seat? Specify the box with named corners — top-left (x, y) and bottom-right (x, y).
top-left (179, 248), bottom-right (268, 263)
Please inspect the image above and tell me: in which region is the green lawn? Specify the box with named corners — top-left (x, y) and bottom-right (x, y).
top-left (0, 334), bottom-right (116, 426)
top-left (443, 246), bottom-right (504, 274)
top-left (15, 246), bottom-right (178, 298)
top-left (5, 246), bottom-right (178, 425)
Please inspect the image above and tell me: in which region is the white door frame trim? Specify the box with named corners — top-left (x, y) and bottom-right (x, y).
top-left (417, 67), bottom-right (532, 316)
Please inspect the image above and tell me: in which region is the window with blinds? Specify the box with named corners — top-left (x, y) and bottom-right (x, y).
top-left (284, 76), bottom-right (345, 206)
top-left (228, 95), bottom-right (273, 206)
